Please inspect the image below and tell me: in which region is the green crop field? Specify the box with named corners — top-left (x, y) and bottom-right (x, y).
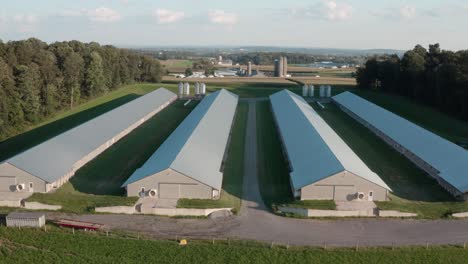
top-left (26, 100), bottom-right (195, 213)
top-left (177, 103), bottom-right (248, 212)
top-left (313, 103), bottom-right (468, 218)
top-left (1, 227), bottom-right (468, 263)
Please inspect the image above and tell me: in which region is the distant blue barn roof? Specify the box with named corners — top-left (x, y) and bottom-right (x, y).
top-left (270, 90), bottom-right (390, 191)
top-left (333, 91), bottom-right (468, 193)
top-left (122, 89), bottom-right (239, 190)
top-left (6, 88), bottom-right (177, 183)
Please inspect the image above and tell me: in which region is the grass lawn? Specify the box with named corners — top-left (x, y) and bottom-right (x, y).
top-left (2, 227), bottom-right (468, 263)
top-left (313, 103), bottom-right (468, 218)
top-left (255, 101), bottom-right (335, 211)
top-left (177, 103), bottom-right (248, 212)
top-left (27, 100), bottom-right (195, 213)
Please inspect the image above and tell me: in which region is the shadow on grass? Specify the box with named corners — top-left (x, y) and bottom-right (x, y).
top-left (0, 94), bottom-right (140, 162)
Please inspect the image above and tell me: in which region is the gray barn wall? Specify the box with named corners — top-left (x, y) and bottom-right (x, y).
top-left (0, 163), bottom-right (46, 192)
top-left (300, 171), bottom-right (388, 201)
top-left (126, 169), bottom-right (214, 199)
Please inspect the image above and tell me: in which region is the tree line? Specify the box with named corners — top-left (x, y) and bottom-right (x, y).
top-left (356, 44), bottom-right (468, 120)
top-left (0, 38), bottom-right (164, 141)
top-left (223, 52), bottom-right (365, 66)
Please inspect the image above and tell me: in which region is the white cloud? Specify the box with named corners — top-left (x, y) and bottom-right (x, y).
top-left (13, 14), bottom-right (38, 24)
top-left (325, 0), bottom-right (352, 21)
top-left (287, 1), bottom-right (352, 21)
top-left (87, 7), bottom-right (121, 23)
top-left (153, 9), bottom-right (185, 24)
top-left (400, 5), bottom-right (416, 19)
top-left (208, 10), bottom-right (238, 25)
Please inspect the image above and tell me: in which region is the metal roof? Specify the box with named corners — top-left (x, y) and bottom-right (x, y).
top-left (270, 90), bottom-right (391, 191)
top-left (122, 89), bottom-right (239, 190)
top-left (7, 212), bottom-right (45, 219)
top-left (333, 91), bottom-right (468, 193)
top-left (5, 88), bottom-right (177, 183)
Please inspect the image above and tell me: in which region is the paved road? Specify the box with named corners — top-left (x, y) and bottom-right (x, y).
top-left (47, 100), bottom-right (468, 246)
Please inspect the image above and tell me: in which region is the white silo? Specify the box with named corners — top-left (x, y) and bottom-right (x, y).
top-left (326, 85), bottom-right (332, 97)
top-left (302, 85), bottom-right (308, 97)
top-left (184, 82), bottom-right (190, 95)
top-left (201, 83), bottom-right (206, 95)
top-left (319, 85), bottom-right (324, 98)
top-left (308, 85), bottom-right (315, 97)
top-left (178, 82), bottom-right (184, 97)
top-left (195, 82), bottom-right (200, 95)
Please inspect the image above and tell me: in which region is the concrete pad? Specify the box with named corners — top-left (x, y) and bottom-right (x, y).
top-left (0, 192), bottom-right (32, 207)
top-left (155, 198), bottom-right (178, 208)
top-left (336, 201), bottom-right (376, 211)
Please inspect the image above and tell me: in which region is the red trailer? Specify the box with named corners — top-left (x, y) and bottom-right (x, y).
top-left (55, 219), bottom-right (105, 231)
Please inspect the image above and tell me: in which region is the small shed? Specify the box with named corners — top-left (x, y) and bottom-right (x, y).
top-left (6, 212), bottom-right (45, 228)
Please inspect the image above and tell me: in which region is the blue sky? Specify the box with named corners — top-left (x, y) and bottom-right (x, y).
top-left (1, 0), bottom-right (467, 50)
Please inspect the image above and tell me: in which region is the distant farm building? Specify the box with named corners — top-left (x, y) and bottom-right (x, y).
top-left (122, 89), bottom-right (239, 199)
top-left (270, 90), bottom-right (391, 201)
top-left (274, 56), bottom-right (288, 77)
top-left (0, 88), bottom-right (177, 193)
top-left (333, 92), bottom-right (468, 200)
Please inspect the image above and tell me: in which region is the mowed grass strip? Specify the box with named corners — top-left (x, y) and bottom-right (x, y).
top-left (27, 100), bottom-right (195, 213)
top-left (256, 101), bottom-right (335, 211)
top-left (2, 227), bottom-right (468, 264)
top-left (314, 103), bottom-right (468, 218)
top-left (257, 101), bottom-right (336, 211)
top-left (177, 102), bottom-right (248, 212)
top-left (256, 101), bottom-right (293, 210)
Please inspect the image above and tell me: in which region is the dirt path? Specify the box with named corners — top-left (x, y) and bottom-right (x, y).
top-left (46, 100), bottom-right (468, 247)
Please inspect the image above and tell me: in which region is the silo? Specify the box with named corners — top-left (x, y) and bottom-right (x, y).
top-left (279, 57), bottom-right (284, 77)
top-left (302, 85), bottom-right (308, 97)
top-left (309, 85), bottom-right (315, 97)
top-left (178, 82), bottom-right (184, 97)
top-left (283, 57), bottom-right (288, 77)
top-left (195, 82), bottom-right (200, 95)
top-left (184, 82), bottom-right (190, 95)
top-left (274, 59), bottom-right (280, 77)
top-left (319, 85), bottom-right (325, 98)
top-left (327, 85), bottom-right (332, 97)
top-left (247, 61), bottom-right (252, 76)
top-left (201, 83), bottom-right (206, 95)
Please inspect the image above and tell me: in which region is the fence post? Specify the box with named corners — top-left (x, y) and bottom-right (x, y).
top-left (355, 241), bottom-right (359, 252)
top-left (426, 242), bottom-right (429, 250)
top-left (72, 227), bottom-right (74, 235)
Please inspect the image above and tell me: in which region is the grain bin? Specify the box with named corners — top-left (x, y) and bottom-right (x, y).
top-left (200, 83), bottom-right (206, 95)
top-left (302, 85), bottom-right (308, 97)
top-left (178, 82), bottom-right (184, 97)
top-left (194, 82), bottom-right (200, 95)
top-left (184, 82), bottom-right (190, 95)
top-left (308, 85), bottom-right (315, 97)
top-left (319, 85), bottom-right (325, 98)
top-left (326, 85), bottom-right (332, 97)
